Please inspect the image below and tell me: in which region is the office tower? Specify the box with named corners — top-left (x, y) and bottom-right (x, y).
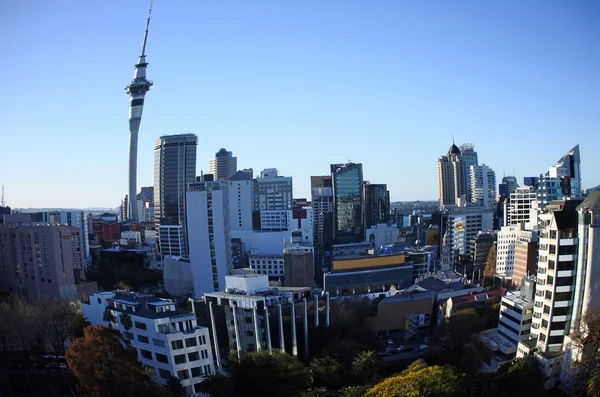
top-left (229, 170), bottom-right (255, 231)
top-left (502, 176), bottom-right (519, 196)
top-left (496, 225), bottom-right (519, 277)
top-left (470, 164), bottom-right (497, 207)
top-left (362, 183), bottom-right (390, 230)
top-left (468, 231), bottom-right (495, 280)
top-left (283, 231), bottom-right (314, 288)
top-left (507, 187), bottom-right (538, 227)
top-left (548, 145), bottom-right (582, 197)
top-left (158, 225), bottom-right (186, 258)
top-left (126, 6), bottom-right (154, 221)
top-left (83, 291), bottom-right (215, 394)
top-left (311, 176), bottom-right (334, 276)
top-left (121, 195), bottom-right (129, 221)
top-left (0, 215), bottom-right (91, 299)
top-left (512, 229), bottom-right (538, 287)
top-left (187, 180), bottom-right (233, 298)
top-left (437, 144), bottom-right (468, 207)
top-left (209, 148), bottom-right (237, 180)
top-left (153, 134), bottom-right (198, 228)
top-left (459, 143), bottom-right (478, 201)
top-left (253, 168), bottom-right (292, 211)
top-left (331, 162), bottom-right (364, 244)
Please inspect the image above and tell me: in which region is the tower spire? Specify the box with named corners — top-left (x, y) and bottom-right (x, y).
top-left (141, 1), bottom-right (153, 57)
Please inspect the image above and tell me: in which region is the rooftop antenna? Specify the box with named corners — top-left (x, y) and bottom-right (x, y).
top-left (1, 185), bottom-right (4, 207)
top-left (452, 133), bottom-right (455, 144)
top-left (141, 0), bottom-right (153, 57)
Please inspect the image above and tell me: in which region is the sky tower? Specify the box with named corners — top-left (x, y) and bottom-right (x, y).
top-left (125, 4), bottom-right (154, 221)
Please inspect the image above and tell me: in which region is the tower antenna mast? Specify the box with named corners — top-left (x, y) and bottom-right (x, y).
top-left (1, 185), bottom-right (4, 207)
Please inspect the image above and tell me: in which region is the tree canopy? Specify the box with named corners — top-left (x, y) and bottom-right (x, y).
top-left (228, 349), bottom-right (311, 397)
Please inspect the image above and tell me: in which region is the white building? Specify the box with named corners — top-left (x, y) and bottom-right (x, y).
top-left (158, 225), bottom-right (186, 259)
top-left (187, 180), bottom-right (233, 299)
top-left (444, 201), bottom-right (494, 264)
top-left (470, 164), bottom-right (496, 207)
top-left (496, 225), bottom-right (519, 277)
top-left (229, 170), bottom-right (254, 231)
top-left (366, 223), bottom-right (399, 248)
top-left (507, 187), bottom-right (538, 227)
top-left (82, 291), bottom-right (215, 396)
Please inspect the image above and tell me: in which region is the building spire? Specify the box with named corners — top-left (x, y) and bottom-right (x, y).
top-left (141, 0), bottom-right (153, 57)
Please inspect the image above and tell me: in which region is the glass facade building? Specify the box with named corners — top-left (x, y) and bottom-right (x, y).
top-left (153, 134), bottom-right (197, 228)
top-left (331, 163), bottom-right (364, 244)
top-left (363, 183), bottom-right (390, 230)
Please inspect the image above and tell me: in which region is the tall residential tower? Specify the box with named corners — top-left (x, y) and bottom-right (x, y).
top-left (126, 5), bottom-right (154, 221)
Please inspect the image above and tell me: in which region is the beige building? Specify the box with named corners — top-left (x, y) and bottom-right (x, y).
top-left (512, 229), bottom-right (538, 287)
top-left (366, 292), bottom-right (435, 335)
top-left (0, 214), bottom-right (96, 300)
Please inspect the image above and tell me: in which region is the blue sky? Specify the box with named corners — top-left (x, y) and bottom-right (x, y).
top-left (1, 1), bottom-right (598, 208)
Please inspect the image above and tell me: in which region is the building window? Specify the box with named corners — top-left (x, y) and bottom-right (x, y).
top-left (140, 349), bottom-right (152, 360)
top-left (174, 354), bottom-right (186, 364)
top-left (549, 245), bottom-right (556, 255)
top-left (159, 369), bottom-right (171, 379)
top-left (191, 366), bottom-right (202, 378)
top-left (171, 340), bottom-right (184, 350)
top-left (545, 291), bottom-right (552, 300)
top-left (199, 335), bottom-right (207, 345)
top-left (185, 337), bottom-right (197, 347)
top-left (542, 319), bottom-right (549, 329)
top-left (188, 351), bottom-right (200, 361)
top-left (134, 321), bottom-right (147, 330)
top-left (177, 369), bottom-right (189, 380)
top-left (156, 353), bottom-right (169, 363)
top-left (152, 338), bottom-right (166, 348)
top-left (137, 335), bottom-right (149, 344)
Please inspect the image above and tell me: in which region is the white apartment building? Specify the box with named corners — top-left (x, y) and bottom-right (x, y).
top-left (187, 180), bottom-right (233, 299)
top-left (444, 201), bottom-right (494, 265)
top-left (366, 223), bottom-right (400, 248)
top-left (507, 187), bottom-right (538, 227)
top-left (82, 291), bottom-right (215, 396)
top-left (496, 225), bottom-right (518, 277)
top-left (470, 164), bottom-right (496, 207)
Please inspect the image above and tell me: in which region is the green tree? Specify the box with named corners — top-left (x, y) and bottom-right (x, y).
top-left (364, 363), bottom-right (465, 397)
top-left (310, 355), bottom-right (345, 389)
top-left (194, 373), bottom-right (232, 397)
top-left (351, 350), bottom-right (379, 385)
top-left (228, 349), bottom-right (311, 397)
top-left (120, 312), bottom-right (133, 332)
top-left (588, 367), bottom-right (600, 397)
top-left (338, 385), bottom-right (368, 397)
top-left (103, 306), bottom-right (115, 324)
top-left (66, 325), bottom-right (167, 397)
top-left (164, 375), bottom-right (186, 397)
top-left (485, 357), bottom-right (544, 397)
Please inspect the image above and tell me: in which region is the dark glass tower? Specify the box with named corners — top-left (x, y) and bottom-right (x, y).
top-left (331, 163), bottom-right (364, 244)
top-left (363, 183), bottom-right (390, 230)
top-left (153, 134), bottom-right (198, 228)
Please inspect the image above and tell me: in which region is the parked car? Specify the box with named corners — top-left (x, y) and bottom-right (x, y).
top-left (420, 344), bottom-right (429, 350)
top-left (378, 352), bottom-right (392, 357)
top-left (387, 339), bottom-right (394, 345)
top-left (397, 345), bottom-right (405, 351)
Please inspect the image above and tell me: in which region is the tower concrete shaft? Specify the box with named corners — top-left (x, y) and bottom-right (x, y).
top-left (125, 5), bottom-right (154, 221)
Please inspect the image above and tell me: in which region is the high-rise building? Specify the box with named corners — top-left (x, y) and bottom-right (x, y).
top-left (0, 215), bottom-right (95, 300)
top-left (496, 225), bottom-right (519, 277)
top-left (501, 176), bottom-right (519, 196)
top-left (228, 170), bottom-right (254, 231)
top-left (362, 183), bottom-right (390, 231)
top-left (470, 164), bottom-right (497, 207)
top-left (126, 6), bottom-right (154, 221)
top-left (446, 202), bottom-right (495, 267)
top-left (154, 134), bottom-right (198, 229)
top-left (507, 187), bottom-right (538, 227)
top-left (254, 169), bottom-right (292, 211)
top-left (512, 229), bottom-right (538, 287)
top-left (209, 148), bottom-right (237, 180)
top-left (459, 143), bottom-right (478, 201)
top-left (437, 144), bottom-right (468, 207)
top-left (311, 176), bottom-right (334, 277)
top-left (158, 225), bottom-right (186, 259)
top-left (187, 180), bottom-right (233, 298)
top-left (35, 211), bottom-right (92, 269)
top-left (535, 145), bottom-right (582, 211)
top-left (283, 231), bottom-right (314, 288)
top-left (331, 162), bottom-right (364, 244)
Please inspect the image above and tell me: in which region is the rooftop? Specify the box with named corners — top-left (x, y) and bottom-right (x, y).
top-left (106, 291), bottom-right (193, 320)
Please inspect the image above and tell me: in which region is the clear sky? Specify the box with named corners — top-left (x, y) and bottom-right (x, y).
top-left (1, 1), bottom-right (599, 208)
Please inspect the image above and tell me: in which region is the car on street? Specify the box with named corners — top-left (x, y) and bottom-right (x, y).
top-left (378, 352), bottom-right (392, 357)
top-left (387, 339), bottom-right (394, 345)
top-left (420, 344), bottom-right (429, 350)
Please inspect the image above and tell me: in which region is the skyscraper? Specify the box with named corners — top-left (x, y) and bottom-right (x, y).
top-left (209, 148), bottom-right (237, 180)
top-left (253, 169), bottom-right (292, 211)
top-left (331, 162), bottom-right (363, 244)
top-left (548, 144), bottom-right (582, 197)
top-left (126, 6), bottom-right (154, 221)
top-left (437, 144), bottom-right (468, 208)
top-left (362, 183), bottom-right (390, 230)
top-left (153, 134), bottom-right (198, 229)
top-left (459, 143), bottom-right (478, 201)
top-left (470, 164), bottom-right (496, 207)
top-left (311, 175), bottom-right (334, 275)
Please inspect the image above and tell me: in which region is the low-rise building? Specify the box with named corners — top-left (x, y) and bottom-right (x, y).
top-left (83, 291), bottom-right (215, 396)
